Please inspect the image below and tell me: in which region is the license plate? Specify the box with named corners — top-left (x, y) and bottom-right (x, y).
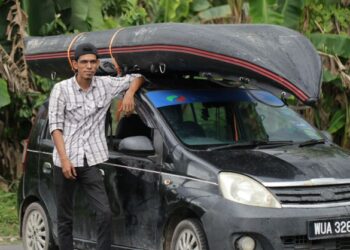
top-left (308, 217), bottom-right (350, 240)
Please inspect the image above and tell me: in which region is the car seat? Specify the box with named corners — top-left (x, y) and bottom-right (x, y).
top-left (115, 114), bottom-right (151, 139)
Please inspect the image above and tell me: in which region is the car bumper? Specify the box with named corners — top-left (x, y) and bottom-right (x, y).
top-left (200, 197), bottom-right (350, 250)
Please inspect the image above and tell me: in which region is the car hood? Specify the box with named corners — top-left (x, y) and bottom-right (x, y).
top-left (193, 144), bottom-right (350, 183)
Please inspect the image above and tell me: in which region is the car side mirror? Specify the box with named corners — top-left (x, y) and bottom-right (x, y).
top-left (320, 130), bottom-right (333, 142)
top-left (118, 136), bottom-right (155, 155)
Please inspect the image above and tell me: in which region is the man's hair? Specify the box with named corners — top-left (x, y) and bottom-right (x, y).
top-left (74, 43), bottom-right (99, 60)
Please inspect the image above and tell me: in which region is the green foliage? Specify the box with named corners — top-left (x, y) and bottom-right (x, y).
top-left (286, 95), bottom-right (297, 106)
top-left (192, 0), bottom-right (211, 12)
top-left (119, 0), bottom-right (147, 26)
top-left (248, 0), bottom-right (283, 24)
top-left (323, 69), bottom-right (339, 83)
top-left (54, 0), bottom-right (71, 10)
top-left (158, 0), bottom-right (193, 22)
top-left (309, 33), bottom-right (350, 58)
top-left (299, 0), bottom-right (350, 147)
top-left (0, 3), bottom-right (9, 41)
top-left (23, 0), bottom-right (113, 35)
top-left (280, 0), bottom-right (304, 29)
top-left (142, 0), bottom-right (160, 23)
top-left (0, 78), bottom-right (10, 109)
top-left (0, 2), bottom-right (11, 51)
top-left (39, 14), bottom-right (68, 35)
top-left (22, 0), bottom-right (56, 35)
top-left (102, 0), bottom-right (128, 17)
top-left (70, 0), bottom-right (92, 31)
top-left (328, 109), bottom-right (346, 133)
top-left (30, 76), bottom-right (53, 109)
top-left (304, 0), bottom-right (350, 34)
top-left (70, 0), bottom-right (105, 31)
top-left (0, 190), bottom-right (18, 237)
top-left (197, 4), bottom-right (231, 22)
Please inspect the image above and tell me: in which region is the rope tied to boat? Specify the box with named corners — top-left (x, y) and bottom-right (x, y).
top-left (109, 28), bottom-right (125, 76)
top-left (67, 33), bottom-right (85, 72)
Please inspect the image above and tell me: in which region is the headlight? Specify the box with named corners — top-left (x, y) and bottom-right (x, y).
top-left (219, 172), bottom-right (281, 208)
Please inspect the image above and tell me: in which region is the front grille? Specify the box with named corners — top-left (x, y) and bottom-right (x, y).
top-left (281, 235), bottom-right (350, 250)
top-left (269, 184), bottom-right (350, 205)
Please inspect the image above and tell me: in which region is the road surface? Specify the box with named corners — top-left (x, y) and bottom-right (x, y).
top-left (0, 244), bottom-right (22, 250)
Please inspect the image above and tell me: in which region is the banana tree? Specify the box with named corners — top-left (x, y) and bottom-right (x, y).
top-left (22, 0), bottom-right (109, 35)
top-left (0, 0), bottom-right (31, 185)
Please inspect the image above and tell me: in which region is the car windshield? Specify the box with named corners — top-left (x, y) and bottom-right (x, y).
top-left (146, 88), bottom-right (323, 149)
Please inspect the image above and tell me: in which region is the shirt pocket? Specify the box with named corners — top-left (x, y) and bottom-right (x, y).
top-left (96, 100), bottom-right (105, 109)
top-left (66, 102), bottom-right (84, 123)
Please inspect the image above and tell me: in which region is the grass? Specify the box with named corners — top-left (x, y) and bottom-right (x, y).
top-left (0, 190), bottom-right (19, 238)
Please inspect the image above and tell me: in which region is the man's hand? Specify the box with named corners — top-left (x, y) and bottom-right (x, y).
top-left (119, 90), bottom-right (135, 115)
top-left (61, 158), bottom-right (77, 180)
top-left (119, 76), bottom-right (144, 115)
top-left (51, 130), bottom-right (76, 179)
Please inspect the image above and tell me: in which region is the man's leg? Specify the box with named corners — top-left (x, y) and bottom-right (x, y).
top-left (53, 166), bottom-right (77, 250)
top-left (78, 164), bottom-right (112, 250)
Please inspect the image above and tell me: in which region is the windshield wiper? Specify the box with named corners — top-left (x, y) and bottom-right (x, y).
top-left (207, 140), bottom-right (294, 151)
top-left (299, 138), bottom-right (325, 147)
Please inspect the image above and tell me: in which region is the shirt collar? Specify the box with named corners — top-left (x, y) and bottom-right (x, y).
top-left (72, 75), bottom-right (96, 92)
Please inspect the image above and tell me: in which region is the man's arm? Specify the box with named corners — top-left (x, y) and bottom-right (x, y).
top-left (48, 84), bottom-right (76, 179)
top-left (51, 130), bottom-right (77, 179)
top-left (120, 76), bottom-right (145, 114)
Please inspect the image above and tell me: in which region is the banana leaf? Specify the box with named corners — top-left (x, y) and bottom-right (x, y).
top-left (0, 78), bottom-right (11, 109)
top-left (309, 33), bottom-right (350, 58)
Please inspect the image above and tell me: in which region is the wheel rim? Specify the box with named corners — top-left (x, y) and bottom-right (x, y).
top-left (175, 229), bottom-right (200, 250)
top-left (25, 210), bottom-right (47, 250)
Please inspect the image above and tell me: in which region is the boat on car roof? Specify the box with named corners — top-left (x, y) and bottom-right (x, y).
top-left (25, 23), bottom-right (322, 105)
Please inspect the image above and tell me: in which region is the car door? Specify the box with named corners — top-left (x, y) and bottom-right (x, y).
top-left (38, 113), bottom-right (58, 238)
top-left (39, 116), bottom-right (96, 244)
top-left (98, 98), bottom-right (162, 249)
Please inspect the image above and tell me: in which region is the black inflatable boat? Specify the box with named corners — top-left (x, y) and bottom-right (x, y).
top-left (24, 23), bottom-right (322, 104)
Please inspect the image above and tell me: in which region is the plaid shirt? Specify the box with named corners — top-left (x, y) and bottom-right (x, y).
top-left (49, 74), bottom-right (140, 167)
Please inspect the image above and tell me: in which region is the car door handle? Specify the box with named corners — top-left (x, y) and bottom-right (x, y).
top-left (42, 162), bottom-right (52, 174)
top-left (99, 169), bottom-right (105, 176)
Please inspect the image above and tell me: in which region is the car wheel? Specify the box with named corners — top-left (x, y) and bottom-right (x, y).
top-left (22, 202), bottom-right (57, 250)
top-left (170, 219), bottom-right (208, 250)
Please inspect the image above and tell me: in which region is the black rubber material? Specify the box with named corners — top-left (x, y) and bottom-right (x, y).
top-left (170, 218), bottom-right (209, 250)
top-left (24, 23), bottom-right (322, 103)
top-left (22, 202), bottom-right (58, 250)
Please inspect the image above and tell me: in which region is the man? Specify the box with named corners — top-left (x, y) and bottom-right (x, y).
top-left (48, 43), bottom-right (144, 250)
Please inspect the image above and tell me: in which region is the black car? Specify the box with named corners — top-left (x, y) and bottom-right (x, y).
top-left (18, 77), bottom-right (350, 250)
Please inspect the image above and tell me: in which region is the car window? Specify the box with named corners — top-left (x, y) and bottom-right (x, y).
top-left (40, 108), bottom-right (52, 141)
top-left (256, 103), bottom-right (321, 141)
top-left (107, 98), bottom-right (152, 152)
top-left (147, 88), bottom-right (323, 148)
top-left (43, 120), bottom-right (52, 140)
top-left (181, 102), bottom-right (233, 142)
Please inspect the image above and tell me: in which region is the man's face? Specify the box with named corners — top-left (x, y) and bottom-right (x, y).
top-left (73, 54), bottom-right (99, 80)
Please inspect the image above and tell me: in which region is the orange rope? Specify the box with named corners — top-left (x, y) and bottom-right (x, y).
top-left (233, 113), bottom-right (239, 141)
top-left (109, 28), bottom-right (125, 76)
top-left (67, 33), bottom-right (85, 71)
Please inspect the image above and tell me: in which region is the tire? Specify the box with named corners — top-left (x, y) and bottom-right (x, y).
top-left (170, 219), bottom-right (208, 250)
top-left (22, 202), bottom-right (58, 250)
